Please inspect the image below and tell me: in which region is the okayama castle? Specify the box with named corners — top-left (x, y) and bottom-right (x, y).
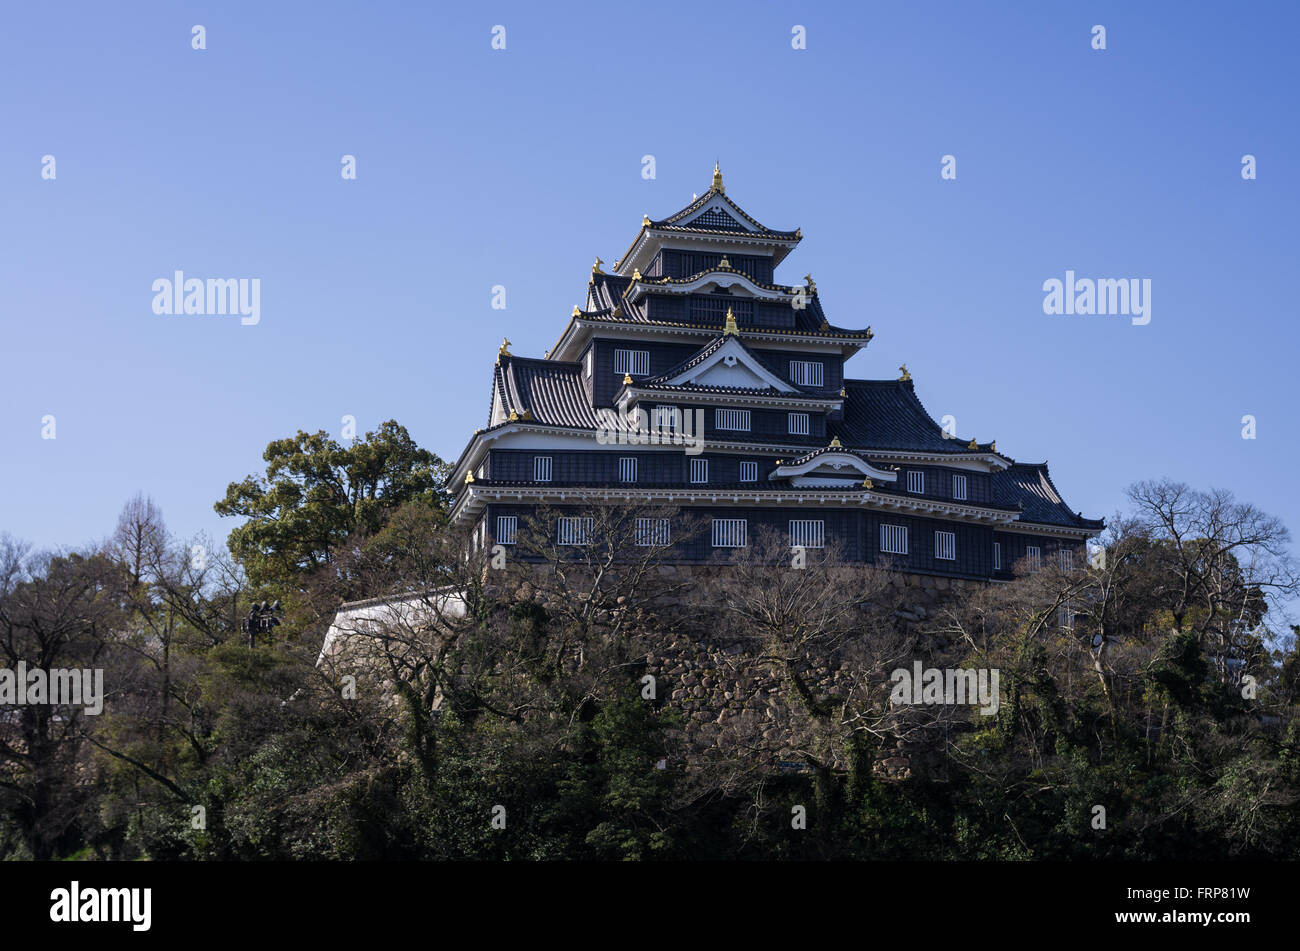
top-left (446, 166), bottom-right (1102, 580)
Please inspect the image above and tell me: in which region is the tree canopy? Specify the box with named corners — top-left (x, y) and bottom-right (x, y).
top-left (214, 420), bottom-right (449, 590)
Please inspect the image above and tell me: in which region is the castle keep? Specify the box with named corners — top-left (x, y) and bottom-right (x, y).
top-left (446, 166), bottom-right (1102, 577)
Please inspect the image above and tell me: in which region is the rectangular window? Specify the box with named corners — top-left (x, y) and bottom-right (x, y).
top-left (789, 360), bottom-right (824, 387)
top-left (789, 519), bottom-right (825, 549)
top-left (788, 412), bottom-right (810, 436)
top-left (635, 517), bottom-right (670, 546)
top-left (1059, 548), bottom-right (1074, 571)
top-left (1026, 546), bottom-right (1042, 572)
top-left (533, 456), bottom-right (552, 482)
top-left (653, 405), bottom-right (680, 431)
top-left (952, 474), bottom-right (967, 501)
top-left (907, 470), bottom-right (925, 494)
top-left (619, 457), bottom-right (636, 483)
top-left (880, 524), bottom-right (909, 555)
top-left (993, 542), bottom-right (1002, 571)
top-left (712, 518), bottom-right (748, 548)
top-left (935, 530), bottom-right (956, 561)
top-left (557, 516), bottom-right (593, 546)
top-left (584, 348), bottom-right (593, 378)
top-left (1058, 602), bottom-right (1074, 630)
top-left (739, 461), bottom-right (758, 482)
top-left (714, 408), bottom-right (751, 431)
top-left (496, 516), bottom-right (518, 546)
top-left (690, 458), bottom-right (708, 484)
top-left (614, 349), bottom-right (650, 376)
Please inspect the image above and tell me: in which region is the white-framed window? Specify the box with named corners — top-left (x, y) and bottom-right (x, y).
top-left (714, 408), bottom-right (751, 431)
top-left (739, 460), bottom-right (758, 482)
top-left (584, 348), bottom-right (593, 378)
top-left (690, 458), bottom-right (708, 483)
top-left (712, 518), bottom-right (748, 548)
top-left (880, 524), bottom-right (909, 555)
top-left (653, 405), bottom-right (680, 430)
top-left (993, 542), bottom-right (1002, 571)
top-left (952, 474), bottom-right (967, 501)
top-left (496, 516), bottom-right (518, 546)
top-left (1059, 548), bottom-right (1074, 571)
top-left (619, 457), bottom-right (637, 483)
top-left (533, 456), bottom-right (552, 482)
top-left (1057, 602), bottom-right (1074, 630)
top-left (788, 412), bottom-right (810, 436)
top-left (614, 348), bottom-right (650, 376)
top-left (789, 519), bottom-right (825, 549)
top-left (789, 360), bottom-right (824, 387)
top-left (557, 516), bottom-right (593, 546)
top-left (635, 517), bottom-right (670, 546)
top-left (1026, 546), bottom-right (1042, 572)
top-left (935, 530), bottom-right (956, 561)
top-left (907, 470), bottom-right (925, 494)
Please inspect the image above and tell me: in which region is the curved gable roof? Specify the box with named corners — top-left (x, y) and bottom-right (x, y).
top-left (835, 379), bottom-right (992, 454)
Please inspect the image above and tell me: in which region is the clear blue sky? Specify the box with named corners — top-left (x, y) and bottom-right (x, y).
top-left (2, 2), bottom-right (1297, 579)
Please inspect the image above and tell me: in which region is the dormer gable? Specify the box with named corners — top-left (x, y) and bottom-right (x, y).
top-left (656, 336), bottom-right (799, 392)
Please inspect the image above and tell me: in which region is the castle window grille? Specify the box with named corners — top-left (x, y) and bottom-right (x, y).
top-left (789, 519), bottom-right (825, 549)
top-left (614, 349), bottom-right (649, 376)
top-left (715, 408), bottom-right (751, 431)
top-left (635, 518), bottom-right (670, 546)
top-left (557, 517), bottom-right (593, 546)
top-left (935, 530), bottom-right (956, 561)
top-left (880, 524), bottom-right (909, 555)
top-left (712, 518), bottom-right (748, 548)
top-left (789, 360), bottom-right (824, 387)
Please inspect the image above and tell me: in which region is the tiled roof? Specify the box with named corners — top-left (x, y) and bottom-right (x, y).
top-left (649, 190), bottom-right (799, 240)
top-left (493, 355), bottom-right (601, 429)
top-left (833, 379), bottom-right (994, 454)
top-left (582, 272), bottom-right (870, 339)
top-left (993, 463), bottom-right (1104, 529)
top-left (626, 381), bottom-right (836, 399)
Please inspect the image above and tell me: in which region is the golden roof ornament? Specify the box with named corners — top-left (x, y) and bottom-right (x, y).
top-left (642, 215), bottom-right (651, 227)
top-left (804, 273), bottom-right (816, 293)
top-left (820, 319), bottom-right (830, 331)
top-left (632, 268), bottom-right (642, 281)
top-left (723, 307), bottom-right (739, 335)
top-left (967, 438), bottom-right (978, 450)
top-left (719, 255), bottom-right (731, 269)
top-left (508, 410), bottom-right (519, 422)
top-left (839, 386), bottom-right (847, 397)
top-left (622, 373), bottom-right (634, 385)
top-left (498, 337), bottom-right (511, 357)
top-left (592, 257), bottom-right (603, 274)
top-left (520, 409), bottom-right (533, 421)
top-left (572, 306), bottom-right (582, 316)
top-left (465, 471), bottom-right (475, 484)
top-left (862, 477), bottom-right (874, 489)
top-left (612, 305), bottom-right (624, 318)
top-left (795, 227), bottom-right (802, 239)
top-left (711, 162), bottom-right (724, 194)
top-left (898, 364), bottom-right (911, 382)
top-left (990, 441), bottom-right (997, 453)
top-left (829, 436), bottom-right (842, 448)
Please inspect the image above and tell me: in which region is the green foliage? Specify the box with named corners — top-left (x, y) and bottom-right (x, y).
top-left (214, 420), bottom-right (449, 590)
